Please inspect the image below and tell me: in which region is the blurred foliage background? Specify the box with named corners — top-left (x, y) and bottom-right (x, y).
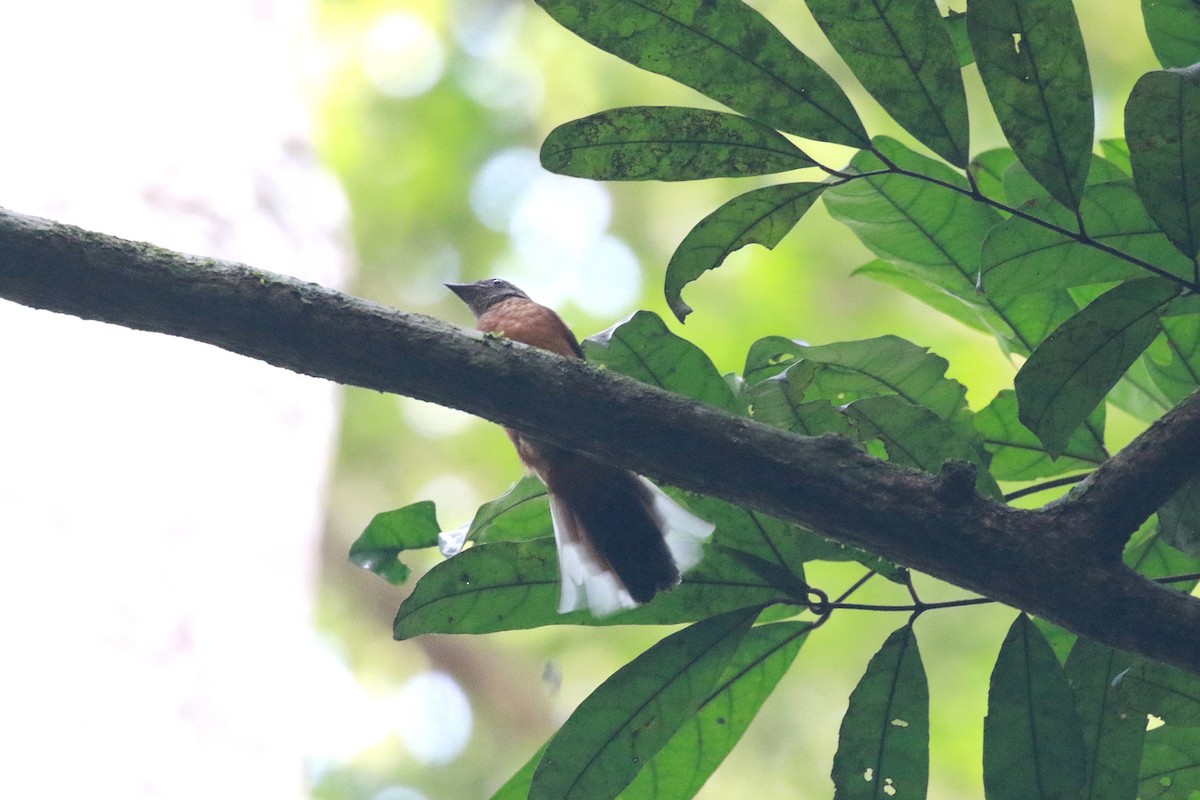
top-left (309, 2), bottom-right (1160, 797)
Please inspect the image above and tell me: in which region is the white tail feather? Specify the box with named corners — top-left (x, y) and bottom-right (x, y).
top-left (549, 482), bottom-right (714, 616)
top-left (549, 496), bottom-right (637, 616)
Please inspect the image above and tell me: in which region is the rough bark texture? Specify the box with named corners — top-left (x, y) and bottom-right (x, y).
top-left (4, 206), bottom-right (1200, 673)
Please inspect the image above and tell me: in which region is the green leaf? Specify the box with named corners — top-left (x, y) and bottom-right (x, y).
top-left (468, 476), bottom-right (551, 544)
top-left (983, 615), bottom-right (1087, 800)
top-left (585, 310), bottom-right (742, 414)
top-left (747, 374), bottom-right (856, 437)
top-left (1015, 278), bottom-right (1181, 456)
top-left (785, 336), bottom-right (969, 420)
top-left (806, 0), bottom-right (969, 166)
top-left (666, 182), bottom-right (826, 321)
top-left (945, 10), bottom-right (974, 68)
top-left (1099, 139), bottom-right (1131, 175)
top-left (489, 744), bottom-right (547, 800)
top-left (534, 0), bottom-right (867, 147)
top-left (1146, 315), bottom-right (1200, 404)
top-left (1127, 65), bottom-right (1200, 260)
top-left (981, 182), bottom-right (1196, 296)
top-left (1110, 352), bottom-right (1176, 422)
top-left (743, 335), bottom-right (808, 385)
top-left (1063, 639), bottom-right (1146, 800)
top-left (831, 625), bottom-right (929, 800)
top-left (1125, 517), bottom-right (1200, 586)
top-left (1140, 726), bottom-right (1200, 800)
top-left (541, 106), bottom-right (815, 181)
top-left (843, 395), bottom-right (1000, 498)
top-left (349, 501), bottom-right (440, 585)
top-left (391, 539), bottom-right (781, 637)
top-left (1160, 476), bottom-right (1200, 557)
top-left (1142, 0), bottom-right (1200, 69)
top-left (530, 607), bottom-right (759, 800)
top-left (1115, 660), bottom-right (1200, 727)
top-left (975, 389), bottom-right (1105, 481)
top-left (622, 622), bottom-right (809, 800)
top-left (853, 259), bottom-right (996, 336)
top-left (824, 137), bottom-right (1077, 355)
top-left (970, 147), bottom-right (1019, 202)
top-left (967, 0), bottom-right (1094, 211)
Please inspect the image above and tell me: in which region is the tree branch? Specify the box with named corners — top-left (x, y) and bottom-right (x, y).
top-left (4, 206), bottom-right (1200, 673)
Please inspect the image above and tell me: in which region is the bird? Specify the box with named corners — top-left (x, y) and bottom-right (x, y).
top-left (446, 278), bottom-right (714, 616)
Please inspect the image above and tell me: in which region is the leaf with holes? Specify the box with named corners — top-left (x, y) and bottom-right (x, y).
top-left (541, 106), bottom-right (815, 181)
top-left (666, 182), bottom-right (826, 321)
top-left (1015, 278), bottom-right (1181, 456)
top-left (832, 625), bottom-right (929, 800)
top-left (983, 615), bottom-right (1087, 800)
top-left (1139, 726), bottom-right (1200, 799)
top-left (1115, 659), bottom-right (1200, 727)
top-left (1127, 65), bottom-right (1200, 260)
top-left (349, 501), bottom-right (440, 585)
top-left (968, 0), bottom-right (1093, 211)
top-left (534, 0), bottom-right (867, 146)
top-left (529, 606), bottom-right (758, 800)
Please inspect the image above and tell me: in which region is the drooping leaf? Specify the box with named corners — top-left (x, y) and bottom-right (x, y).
top-left (967, 0), bottom-right (1094, 211)
top-left (623, 621), bottom-right (809, 800)
top-left (534, 0), bottom-right (868, 146)
top-left (983, 615), bottom-right (1087, 800)
top-left (1139, 725), bottom-right (1200, 800)
top-left (468, 476), bottom-right (551, 544)
top-left (1142, 0), bottom-right (1200, 69)
top-left (1126, 65), bottom-right (1200, 260)
top-left (349, 501), bottom-right (441, 585)
top-left (975, 389), bottom-right (1105, 481)
top-left (1159, 476), bottom-right (1200, 557)
top-left (853, 259), bottom-right (997, 335)
top-left (391, 539), bottom-right (780, 638)
top-left (1115, 660), bottom-right (1200, 727)
top-left (806, 0), bottom-right (969, 166)
top-left (541, 106), bottom-right (815, 181)
top-left (529, 606), bottom-right (759, 800)
top-left (831, 625), bottom-right (929, 800)
top-left (981, 182), bottom-right (1196, 296)
top-left (1015, 278), bottom-right (1181, 456)
top-left (1146, 314), bottom-right (1200, 404)
top-left (824, 137), bottom-right (1077, 355)
top-left (1063, 638), bottom-right (1146, 800)
top-left (585, 310), bottom-right (742, 414)
top-left (666, 182), bottom-right (826, 321)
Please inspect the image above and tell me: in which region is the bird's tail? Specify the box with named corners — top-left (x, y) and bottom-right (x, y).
top-left (546, 462), bottom-right (713, 616)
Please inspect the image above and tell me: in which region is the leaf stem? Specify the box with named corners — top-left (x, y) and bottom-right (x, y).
top-left (1003, 473), bottom-right (1089, 502)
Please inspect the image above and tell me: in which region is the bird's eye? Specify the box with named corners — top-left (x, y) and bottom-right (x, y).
top-left (490, 278), bottom-right (504, 287)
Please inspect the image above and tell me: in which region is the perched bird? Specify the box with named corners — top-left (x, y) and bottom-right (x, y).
top-left (446, 278), bottom-right (714, 615)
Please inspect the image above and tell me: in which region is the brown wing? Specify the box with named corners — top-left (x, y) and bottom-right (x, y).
top-left (475, 297), bottom-right (583, 358)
